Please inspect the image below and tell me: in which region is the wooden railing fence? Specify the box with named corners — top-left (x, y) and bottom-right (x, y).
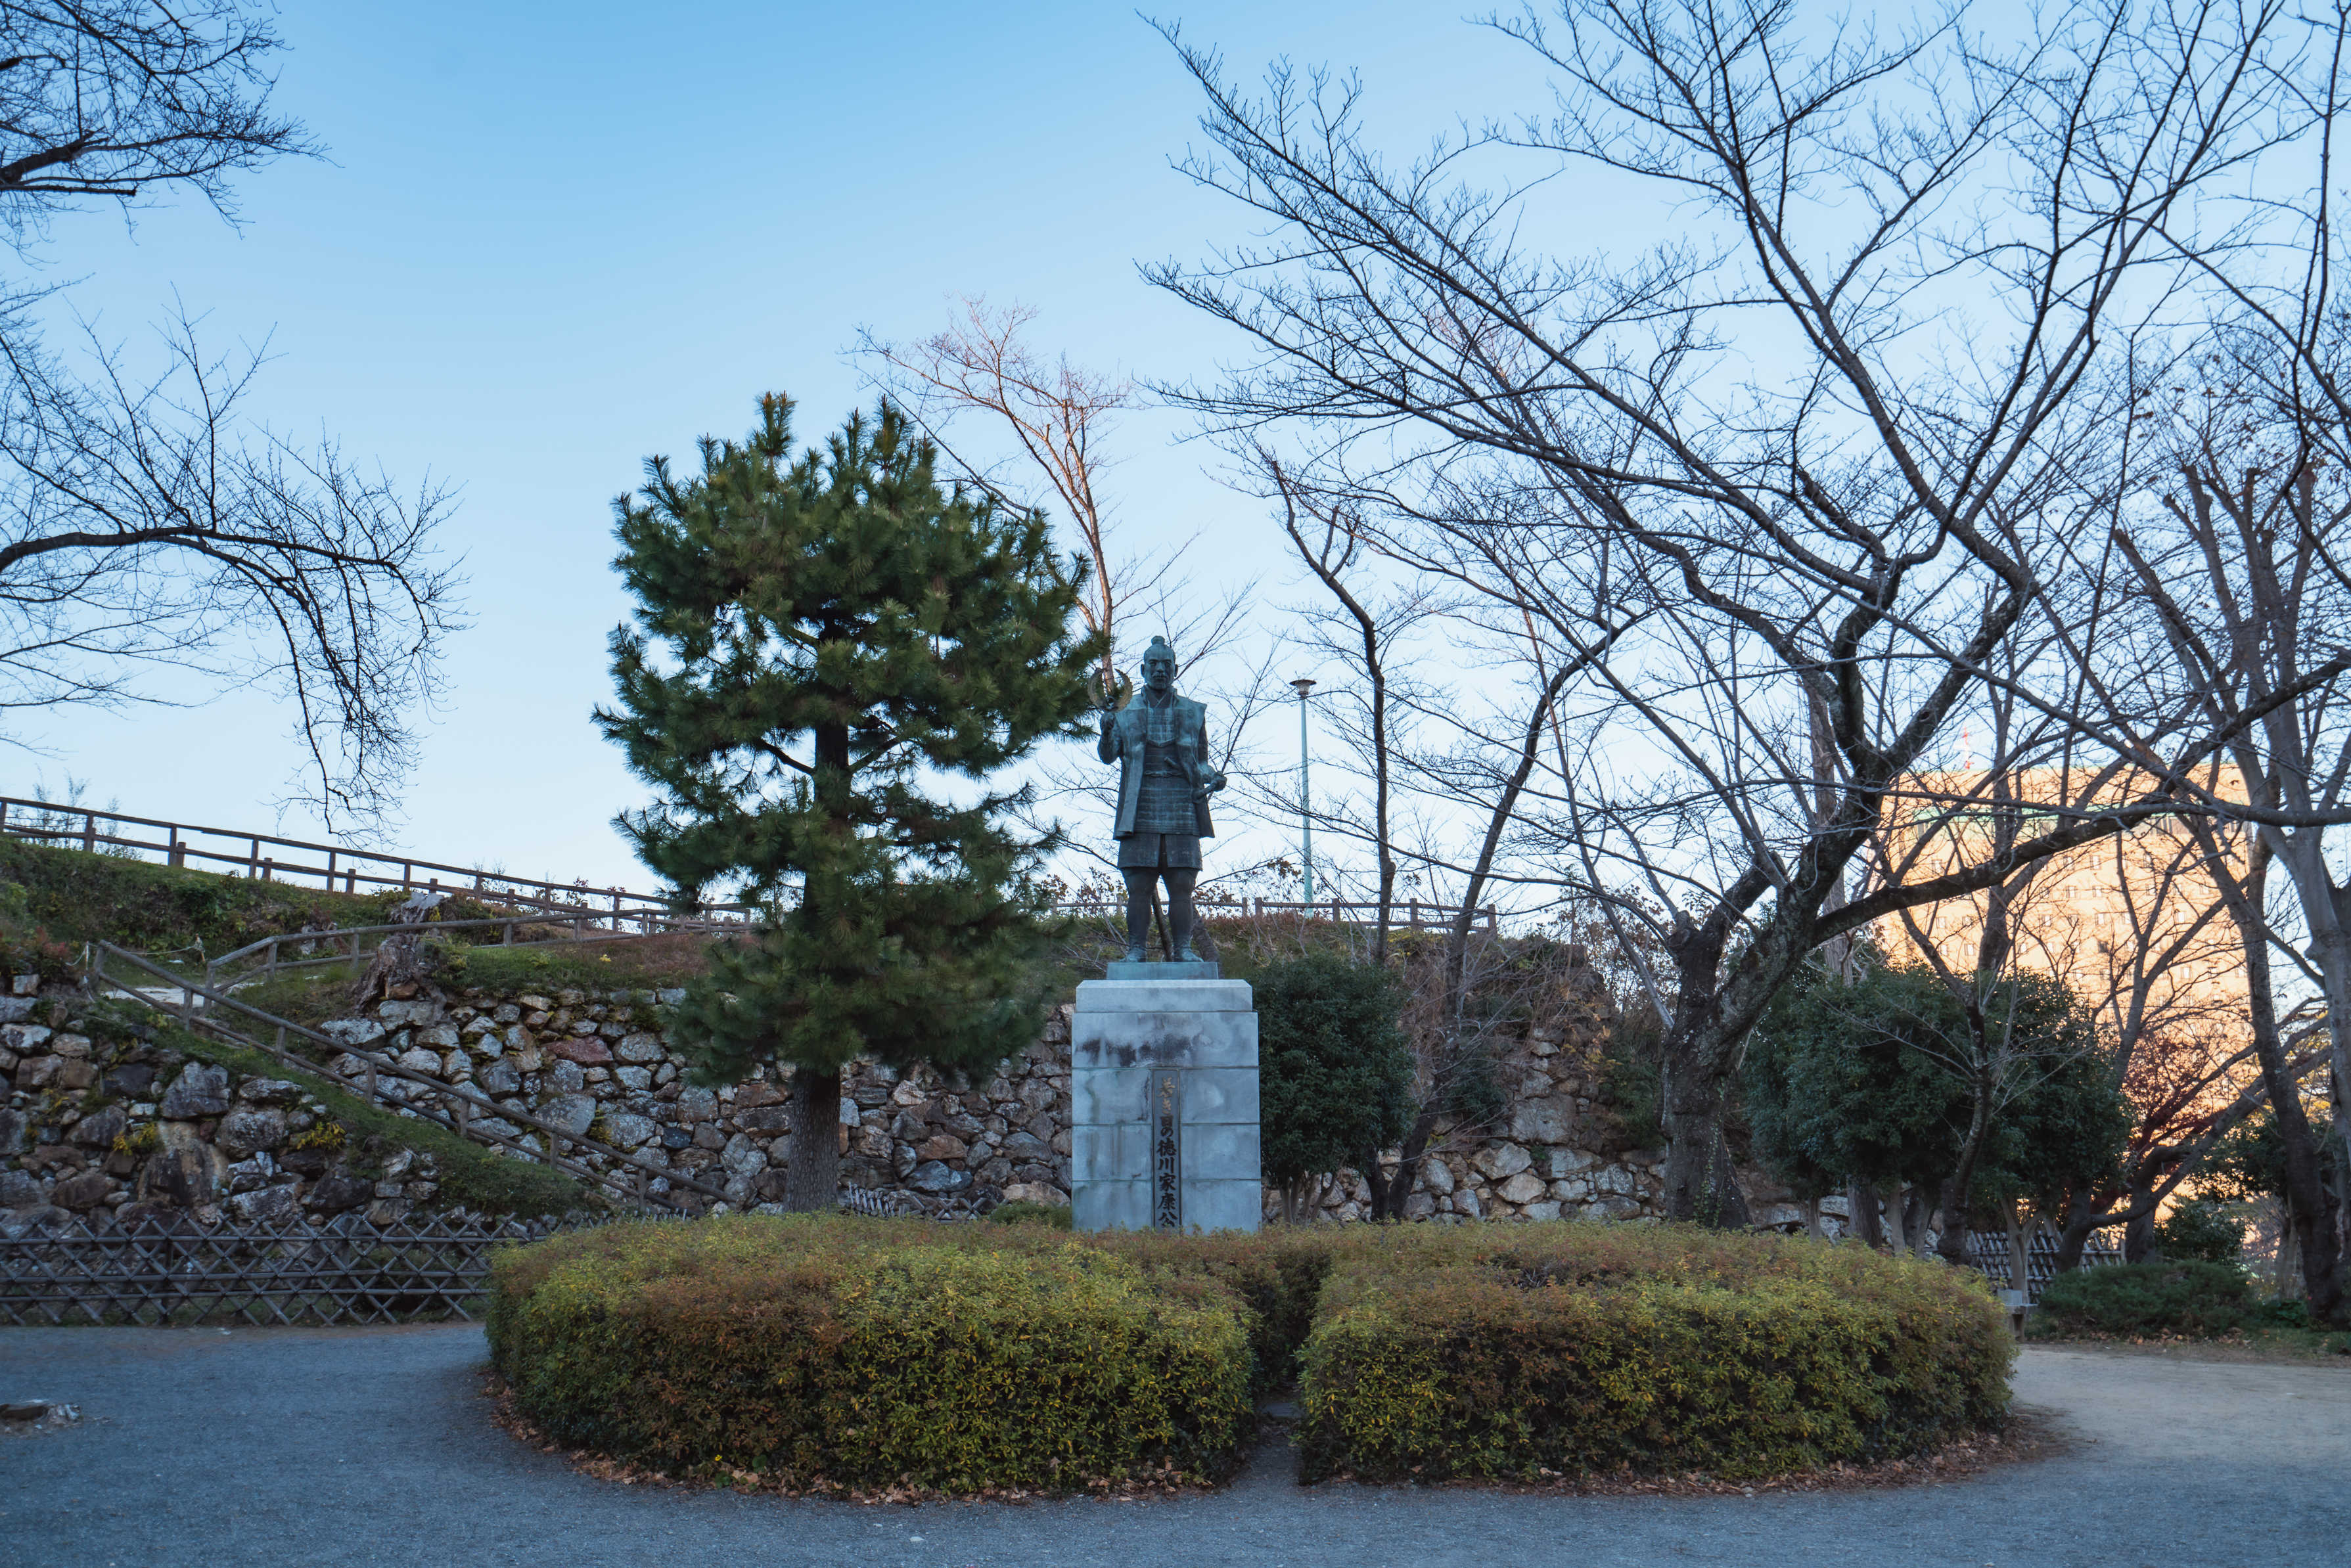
top-left (0, 795), bottom-right (747, 931)
top-left (1051, 891), bottom-right (1499, 932)
top-left (8, 795), bottom-right (1503, 939)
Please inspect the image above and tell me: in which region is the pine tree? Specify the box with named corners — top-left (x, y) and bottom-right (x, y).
top-left (597, 394), bottom-right (1101, 1209)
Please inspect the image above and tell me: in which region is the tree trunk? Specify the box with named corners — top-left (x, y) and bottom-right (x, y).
top-left (1846, 1177), bottom-right (1883, 1247)
top-left (1883, 1184), bottom-right (1907, 1253)
top-left (2124, 1203), bottom-right (2156, 1264)
top-left (1359, 1150), bottom-right (1403, 1222)
top-left (783, 1065), bottom-right (842, 1213)
top-left (2055, 1207), bottom-right (2098, 1272)
top-left (1660, 1065), bottom-right (1749, 1226)
top-left (1936, 1077), bottom-right (1999, 1264)
top-left (2199, 830), bottom-right (2346, 1322)
top-left (2007, 1203), bottom-right (2029, 1296)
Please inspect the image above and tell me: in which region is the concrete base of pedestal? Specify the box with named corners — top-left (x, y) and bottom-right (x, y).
top-left (1070, 976), bottom-right (1260, 1234)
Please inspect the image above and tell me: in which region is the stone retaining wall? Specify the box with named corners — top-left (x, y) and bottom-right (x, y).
top-left (2, 966), bottom-right (1736, 1230)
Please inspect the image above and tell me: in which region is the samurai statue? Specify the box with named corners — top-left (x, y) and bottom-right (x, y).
top-left (1097, 636), bottom-right (1227, 963)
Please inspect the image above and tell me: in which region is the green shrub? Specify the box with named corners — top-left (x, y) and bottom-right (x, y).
top-left (489, 1217), bottom-right (2009, 1494)
top-left (1247, 954), bottom-right (1415, 1199)
top-left (1290, 1224), bottom-right (2008, 1481)
top-left (2250, 1295), bottom-right (2312, 1330)
top-left (2153, 1199), bottom-right (2246, 1264)
top-left (986, 1199), bottom-right (1073, 1229)
top-left (2033, 1260), bottom-right (2254, 1337)
top-left (488, 1217), bottom-right (1256, 1491)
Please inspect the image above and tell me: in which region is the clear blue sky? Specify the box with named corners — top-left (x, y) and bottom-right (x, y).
top-left (27, 2), bottom-right (1570, 892)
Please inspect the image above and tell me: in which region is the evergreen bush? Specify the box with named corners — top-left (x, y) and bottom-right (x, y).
top-left (489, 1217), bottom-right (2009, 1493)
top-left (488, 1217), bottom-right (1254, 1491)
top-left (2032, 1260), bottom-right (2255, 1337)
top-left (2152, 1199), bottom-right (2246, 1265)
top-left (1290, 1224), bottom-right (2008, 1481)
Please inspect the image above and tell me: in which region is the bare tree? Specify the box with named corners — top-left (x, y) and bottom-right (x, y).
top-left (2112, 350), bottom-right (2351, 1318)
top-left (0, 1), bottom-right (310, 239)
top-left (857, 299), bottom-right (1139, 681)
top-left (1264, 456), bottom-right (1437, 962)
top-left (1148, 1), bottom-right (2343, 1222)
top-left (858, 298), bottom-right (1269, 901)
top-left (0, 4), bottom-right (457, 828)
top-left (0, 309), bottom-right (461, 824)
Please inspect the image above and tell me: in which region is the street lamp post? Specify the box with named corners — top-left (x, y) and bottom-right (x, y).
top-left (1290, 677), bottom-right (1317, 903)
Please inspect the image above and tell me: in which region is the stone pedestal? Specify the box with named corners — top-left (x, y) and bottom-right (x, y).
top-left (1070, 970), bottom-right (1260, 1233)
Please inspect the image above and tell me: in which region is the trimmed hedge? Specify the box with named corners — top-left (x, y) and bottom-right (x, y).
top-left (488, 1217), bottom-right (1255, 1490)
top-left (2032, 1261), bottom-right (2256, 1338)
top-left (488, 1217), bottom-right (2010, 1492)
top-left (1293, 1226), bottom-right (2007, 1481)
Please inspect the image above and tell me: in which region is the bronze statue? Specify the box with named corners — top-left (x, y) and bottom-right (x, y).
top-left (1097, 636), bottom-right (1227, 962)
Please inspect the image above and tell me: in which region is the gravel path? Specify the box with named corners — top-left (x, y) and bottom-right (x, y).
top-left (1, 1326), bottom-right (2344, 1567)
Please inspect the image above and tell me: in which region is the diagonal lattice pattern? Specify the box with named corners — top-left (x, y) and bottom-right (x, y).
top-left (0, 1211), bottom-right (564, 1327)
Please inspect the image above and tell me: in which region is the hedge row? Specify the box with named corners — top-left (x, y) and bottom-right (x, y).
top-left (2028, 1259), bottom-right (2335, 1339)
top-left (488, 1217), bottom-right (2010, 1492)
top-left (488, 1219), bottom-right (1254, 1491)
top-left (1293, 1226), bottom-right (2007, 1481)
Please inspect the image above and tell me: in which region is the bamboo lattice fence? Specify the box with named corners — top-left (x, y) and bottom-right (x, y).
top-left (0, 1211), bottom-right (563, 1326)
top-left (1, 1189), bottom-right (953, 1327)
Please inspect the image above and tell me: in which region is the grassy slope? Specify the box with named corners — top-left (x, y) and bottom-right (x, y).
top-left (0, 835), bottom-right (518, 955)
top-left (85, 995), bottom-right (593, 1217)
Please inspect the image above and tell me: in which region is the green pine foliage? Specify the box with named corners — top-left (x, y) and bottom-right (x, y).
top-left (595, 395), bottom-right (1102, 1199)
top-left (1250, 954), bottom-right (1415, 1190)
top-left (2206, 1107), bottom-right (2347, 1201)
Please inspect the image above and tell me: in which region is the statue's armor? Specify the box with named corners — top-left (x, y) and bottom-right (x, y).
top-left (1115, 698), bottom-right (1204, 869)
top-left (1100, 643), bottom-right (1223, 958)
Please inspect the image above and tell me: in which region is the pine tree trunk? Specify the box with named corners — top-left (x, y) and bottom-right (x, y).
top-left (784, 1065), bottom-right (842, 1213)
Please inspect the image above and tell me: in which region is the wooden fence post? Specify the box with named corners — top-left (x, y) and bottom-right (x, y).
top-left (83, 811), bottom-right (98, 853)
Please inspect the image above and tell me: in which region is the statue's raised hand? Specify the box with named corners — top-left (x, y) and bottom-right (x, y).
top-left (1093, 669), bottom-right (1131, 734)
